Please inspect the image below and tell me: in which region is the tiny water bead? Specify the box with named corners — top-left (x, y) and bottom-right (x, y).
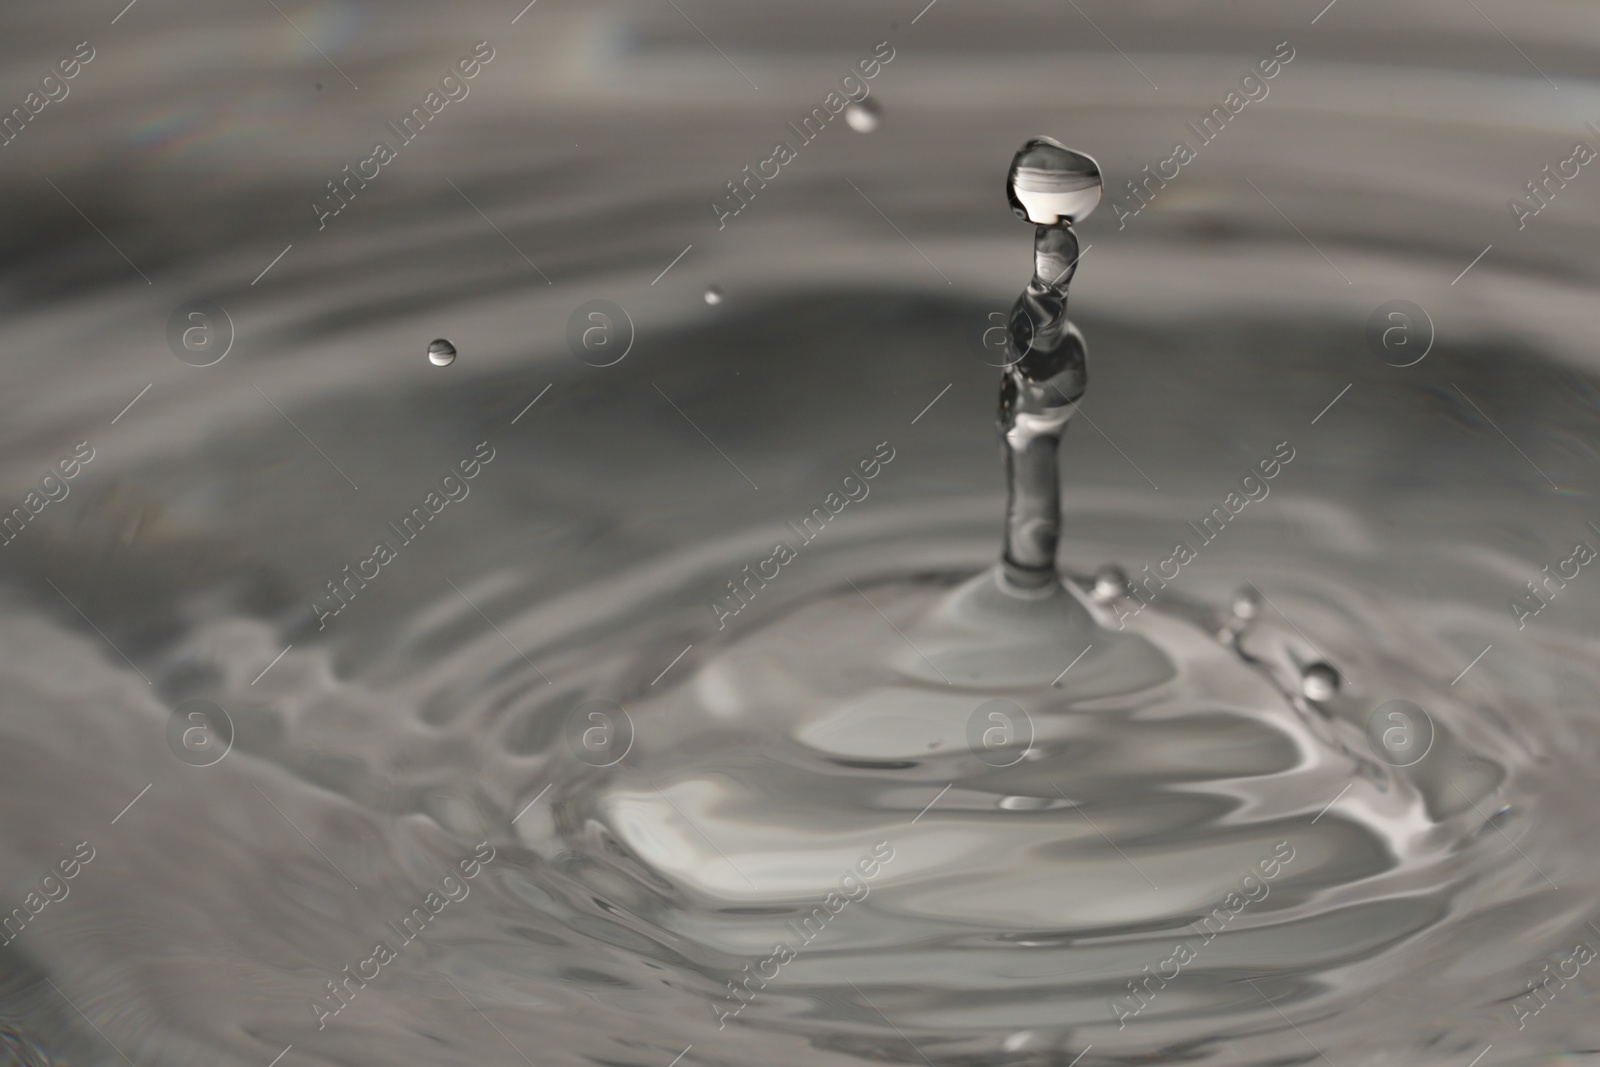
top-left (844, 97), bottom-right (882, 132)
top-left (703, 285), bottom-right (724, 305)
top-left (1301, 661), bottom-right (1341, 701)
top-left (426, 338), bottom-right (457, 366)
top-left (1091, 563), bottom-right (1130, 601)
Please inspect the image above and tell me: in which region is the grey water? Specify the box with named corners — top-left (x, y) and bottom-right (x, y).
top-left (4, 2), bottom-right (1600, 1067)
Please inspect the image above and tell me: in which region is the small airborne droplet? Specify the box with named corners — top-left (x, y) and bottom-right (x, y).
top-left (703, 286), bottom-right (725, 305)
top-left (1301, 662), bottom-right (1341, 701)
top-left (844, 98), bottom-right (883, 133)
top-left (427, 339), bottom-right (457, 367)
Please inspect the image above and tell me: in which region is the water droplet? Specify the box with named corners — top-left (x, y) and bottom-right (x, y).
top-left (1001, 1031), bottom-right (1034, 1051)
top-left (844, 97), bottom-right (883, 133)
top-left (1092, 565), bottom-right (1130, 601)
top-left (1301, 662), bottom-right (1341, 701)
top-left (703, 286), bottom-right (724, 305)
top-left (1231, 585), bottom-right (1261, 620)
top-left (1006, 136), bottom-right (1102, 225)
top-left (427, 338), bottom-right (457, 367)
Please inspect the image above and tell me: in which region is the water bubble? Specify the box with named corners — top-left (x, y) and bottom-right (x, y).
top-left (1092, 565), bottom-right (1130, 602)
top-left (844, 97), bottom-right (883, 133)
top-left (166, 300), bottom-right (234, 367)
top-left (1365, 300), bottom-right (1433, 367)
top-left (165, 699), bottom-right (234, 767)
top-left (1006, 137), bottom-right (1102, 226)
top-left (966, 699), bottom-right (1034, 768)
top-left (1365, 699), bottom-right (1434, 766)
top-left (566, 699), bottom-right (635, 767)
top-left (427, 338), bottom-right (457, 367)
top-left (703, 286), bottom-right (724, 305)
top-left (565, 299), bottom-right (634, 367)
top-left (1301, 662), bottom-right (1341, 702)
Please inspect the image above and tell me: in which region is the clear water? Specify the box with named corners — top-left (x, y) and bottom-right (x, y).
top-left (4, 3), bottom-right (1600, 1067)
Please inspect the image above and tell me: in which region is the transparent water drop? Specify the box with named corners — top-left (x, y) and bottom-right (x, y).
top-left (1231, 585), bottom-right (1261, 620)
top-left (844, 97), bottom-right (883, 133)
top-left (1092, 564), bottom-right (1130, 602)
top-left (1006, 136), bottom-right (1102, 225)
top-left (1301, 662), bottom-right (1341, 701)
top-left (427, 338), bottom-right (457, 367)
top-left (703, 286), bottom-right (724, 305)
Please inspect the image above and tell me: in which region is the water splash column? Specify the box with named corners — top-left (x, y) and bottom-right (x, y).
top-left (998, 138), bottom-right (1103, 594)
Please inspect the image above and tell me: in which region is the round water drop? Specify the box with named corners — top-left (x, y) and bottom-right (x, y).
top-left (427, 338), bottom-right (457, 367)
top-left (844, 97), bottom-right (882, 133)
top-left (1092, 564), bottom-right (1130, 602)
top-left (703, 286), bottom-right (725, 305)
top-left (1301, 662), bottom-right (1341, 701)
top-left (1231, 585), bottom-right (1261, 620)
top-left (1006, 136), bottom-right (1102, 225)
